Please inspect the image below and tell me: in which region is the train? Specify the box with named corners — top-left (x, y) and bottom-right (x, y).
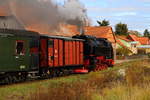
top-left (0, 29), bottom-right (114, 84)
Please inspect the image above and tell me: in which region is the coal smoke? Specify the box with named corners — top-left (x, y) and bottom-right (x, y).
top-left (58, 0), bottom-right (88, 26)
top-left (0, 0), bottom-right (88, 34)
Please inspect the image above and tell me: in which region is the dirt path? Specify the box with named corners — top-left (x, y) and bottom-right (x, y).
top-left (115, 58), bottom-right (149, 64)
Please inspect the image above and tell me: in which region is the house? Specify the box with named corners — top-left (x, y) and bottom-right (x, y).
top-left (0, 5), bottom-right (24, 30)
top-left (83, 26), bottom-right (117, 49)
top-left (0, 15), bottom-right (25, 30)
top-left (116, 35), bottom-right (139, 54)
top-left (116, 35), bottom-right (132, 49)
top-left (128, 34), bottom-right (150, 54)
top-left (128, 34), bottom-right (150, 45)
top-left (137, 45), bottom-right (150, 54)
top-left (84, 26), bottom-right (116, 44)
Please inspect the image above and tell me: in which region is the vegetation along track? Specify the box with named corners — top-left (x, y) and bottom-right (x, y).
top-left (0, 59), bottom-right (150, 100)
top-left (0, 58), bottom-right (148, 86)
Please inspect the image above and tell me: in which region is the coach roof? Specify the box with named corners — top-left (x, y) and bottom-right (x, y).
top-left (41, 34), bottom-right (84, 41)
top-left (0, 29), bottom-right (40, 37)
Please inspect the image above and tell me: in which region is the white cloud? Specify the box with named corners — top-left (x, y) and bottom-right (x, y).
top-left (113, 12), bottom-right (137, 17)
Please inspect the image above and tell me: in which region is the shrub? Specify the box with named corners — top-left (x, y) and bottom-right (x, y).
top-left (116, 48), bottom-right (132, 56)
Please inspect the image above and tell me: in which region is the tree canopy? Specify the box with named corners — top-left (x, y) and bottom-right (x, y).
top-left (97, 19), bottom-right (109, 26)
top-left (143, 29), bottom-right (150, 38)
top-left (115, 22), bottom-right (128, 35)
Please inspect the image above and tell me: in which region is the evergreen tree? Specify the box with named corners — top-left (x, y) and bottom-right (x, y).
top-left (115, 22), bottom-right (128, 35)
top-left (143, 29), bottom-right (150, 37)
top-left (97, 19), bottom-right (109, 26)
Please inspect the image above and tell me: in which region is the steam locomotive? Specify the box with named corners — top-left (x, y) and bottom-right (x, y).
top-left (0, 29), bottom-right (114, 84)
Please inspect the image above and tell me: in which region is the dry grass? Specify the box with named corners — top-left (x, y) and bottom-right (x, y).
top-left (29, 82), bottom-right (93, 100)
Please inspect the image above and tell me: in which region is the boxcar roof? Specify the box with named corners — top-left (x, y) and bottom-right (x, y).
top-left (41, 35), bottom-right (84, 41)
top-left (0, 29), bottom-right (40, 37)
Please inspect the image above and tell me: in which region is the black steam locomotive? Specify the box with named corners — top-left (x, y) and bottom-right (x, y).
top-left (73, 35), bottom-right (114, 72)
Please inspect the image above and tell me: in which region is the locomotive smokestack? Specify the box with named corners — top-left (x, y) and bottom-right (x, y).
top-left (79, 23), bottom-right (85, 35)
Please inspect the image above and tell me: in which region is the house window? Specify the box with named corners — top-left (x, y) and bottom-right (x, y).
top-left (16, 41), bottom-right (24, 55)
top-left (134, 45), bottom-right (136, 48)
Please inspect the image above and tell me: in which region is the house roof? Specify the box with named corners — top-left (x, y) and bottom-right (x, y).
top-left (26, 24), bottom-right (80, 36)
top-left (0, 5), bottom-right (11, 16)
top-left (128, 34), bottom-right (138, 41)
top-left (128, 34), bottom-right (149, 45)
top-left (116, 35), bottom-right (131, 42)
top-left (138, 37), bottom-right (149, 45)
top-left (84, 26), bottom-right (116, 43)
top-left (57, 25), bottom-right (79, 36)
top-left (116, 39), bottom-right (126, 48)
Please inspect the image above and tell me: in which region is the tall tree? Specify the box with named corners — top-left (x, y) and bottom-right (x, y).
top-left (143, 29), bottom-right (150, 37)
top-left (97, 19), bottom-right (109, 26)
top-left (115, 22), bottom-right (128, 35)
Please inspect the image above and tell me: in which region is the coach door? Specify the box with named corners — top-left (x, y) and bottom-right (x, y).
top-left (48, 39), bottom-right (64, 67)
top-left (48, 39), bottom-right (54, 67)
top-left (54, 39), bottom-right (59, 67)
top-left (30, 38), bottom-right (39, 70)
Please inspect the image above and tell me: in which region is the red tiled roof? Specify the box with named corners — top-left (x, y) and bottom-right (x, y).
top-left (116, 35), bottom-right (131, 42)
top-left (84, 26), bottom-right (116, 43)
top-left (138, 37), bottom-right (149, 45)
top-left (128, 34), bottom-right (150, 45)
top-left (57, 25), bottom-right (79, 36)
top-left (128, 34), bottom-right (138, 41)
top-left (26, 24), bottom-right (79, 36)
top-left (116, 39), bottom-right (126, 48)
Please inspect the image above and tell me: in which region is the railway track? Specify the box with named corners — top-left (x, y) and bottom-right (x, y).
top-left (115, 58), bottom-right (150, 64)
top-left (1, 58), bottom-right (148, 86)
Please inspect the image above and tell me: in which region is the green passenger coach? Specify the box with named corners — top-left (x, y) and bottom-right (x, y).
top-left (0, 29), bottom-right (39, 83)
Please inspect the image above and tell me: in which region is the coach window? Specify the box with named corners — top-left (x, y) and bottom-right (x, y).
top-left (16, 41), bottom-right (24, 55)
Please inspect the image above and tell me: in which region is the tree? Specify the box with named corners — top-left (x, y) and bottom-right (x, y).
top-left (97, 19), bottom-right (109, 26)
top-left (115, 22), bottom-right (128, 35)
top-left (143, 29), bottom-right (150, 37)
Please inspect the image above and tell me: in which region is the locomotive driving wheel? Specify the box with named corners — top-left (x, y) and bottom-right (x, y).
top-left (94, 64), bottom-right (108, 71)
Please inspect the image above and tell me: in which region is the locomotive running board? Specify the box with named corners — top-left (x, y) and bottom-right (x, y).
top-left (73, 69), bottom-right (89, 74)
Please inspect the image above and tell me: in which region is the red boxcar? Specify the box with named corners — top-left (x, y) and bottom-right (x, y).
top-left (39, 36), bottom-right (84, 68)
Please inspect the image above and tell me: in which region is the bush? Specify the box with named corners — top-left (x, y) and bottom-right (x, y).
top-left (147, 53), bottom-right (150, 58)
top-left (116, 48), bottom-right (132, 56)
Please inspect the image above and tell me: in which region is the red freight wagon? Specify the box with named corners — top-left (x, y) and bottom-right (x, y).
top-left (40, 35), bottom-right (84, 70)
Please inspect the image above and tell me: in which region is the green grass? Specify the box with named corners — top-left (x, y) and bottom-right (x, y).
top-left (0, 59), bottom-right (150, 100)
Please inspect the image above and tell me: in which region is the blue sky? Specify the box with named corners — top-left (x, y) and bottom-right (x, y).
top-left (56, 0), bottom-right (150, 33)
